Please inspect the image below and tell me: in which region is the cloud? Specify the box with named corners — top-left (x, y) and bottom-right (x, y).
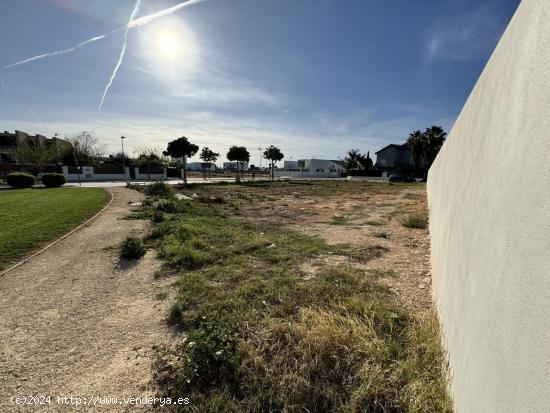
top-left (425, 4), bottom-right (507, 63)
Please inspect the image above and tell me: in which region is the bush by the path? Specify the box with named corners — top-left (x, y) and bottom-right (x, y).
top-left (6, 173), bottom-right (35, 188)
top-left (41, 173), bottom-right (66, 188)
top-left (145, 182), bottom-right (174, 198)
top-left (120, 236), bottom-right (146, 260)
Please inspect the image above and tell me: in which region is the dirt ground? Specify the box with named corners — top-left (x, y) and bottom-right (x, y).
top-left (0, 188), bottom-right (172, 412)
top-left (202, 180), bottom-right (432, 312)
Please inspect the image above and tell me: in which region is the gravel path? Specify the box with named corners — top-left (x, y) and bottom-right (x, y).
top-left (0, 187), bottom-right (171, 412)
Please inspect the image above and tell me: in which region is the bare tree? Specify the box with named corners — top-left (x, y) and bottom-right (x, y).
top-left (135, 146), bottom-right (165, 181)
top-left (61, 132), bottom-right (106, 166)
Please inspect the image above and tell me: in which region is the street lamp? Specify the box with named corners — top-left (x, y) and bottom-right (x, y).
top-left (258, 147), bottom-right (262, 171)
top-left (121, 136), bottom-right (126, 180)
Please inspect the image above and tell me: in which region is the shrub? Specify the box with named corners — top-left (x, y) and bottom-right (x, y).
top-left (155, 199), bottom-right (178, 213)
top-left (145, 181), bottom-right (174, 198)
top-left (41, 173), bottom-right (66, 187)
top-left (400, 214), bottom-right (428, 229)
top-left (151, 210), bottom-right (165, 223)
top-left (119, 236), bottom-right (146, 260)
top-left (6, 173), bottom-right (35, 188)
top-left (156, 317), bottom-right (239, 392)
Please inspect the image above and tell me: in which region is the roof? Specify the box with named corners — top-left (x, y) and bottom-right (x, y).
top-left (374, 143), bottom-right (410, 154)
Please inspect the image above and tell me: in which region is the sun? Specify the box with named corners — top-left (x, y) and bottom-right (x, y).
top-left (158, 31), bottom-right (180, 59)
top-left (138, 18), bottom-right (200, 82)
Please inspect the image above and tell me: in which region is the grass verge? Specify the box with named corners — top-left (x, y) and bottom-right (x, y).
top-left (133, 187), bottom-right (450, 412)
top-left (0, 187), bottom-right (109, 270)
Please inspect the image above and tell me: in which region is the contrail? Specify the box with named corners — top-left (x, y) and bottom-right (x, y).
top-left (127, 0), bottom-right (207, 28)
top-left (98, 0), bottom-right (141, 111)
top-left (3, 0), bottom-right (208, 71)
top-left (3, 32), bottom-right (119, 69)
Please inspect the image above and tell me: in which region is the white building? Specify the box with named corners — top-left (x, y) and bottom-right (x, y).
top-left (187, 162), bottom-right (216, 171)
top-left (276, 159), bottom-right (345, 178)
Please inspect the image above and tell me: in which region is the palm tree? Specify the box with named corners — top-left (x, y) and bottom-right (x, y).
top-left (344, 149), bottom-right (366, 170)
top-left (407, 130), bottom-right (425, 171)
top-left (424, 126), bottom-right (447, 168)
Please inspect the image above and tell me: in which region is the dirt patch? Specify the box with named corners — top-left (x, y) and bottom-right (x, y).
top-left (205, 181), bottom-right (432, 312)
top-left (0, 187), bottom-right (172, 412)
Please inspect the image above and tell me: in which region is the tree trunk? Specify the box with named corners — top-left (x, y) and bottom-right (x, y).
top-left (271, 161), bottom-right (274, 180)
top-left (182, 156), bottom-right (187, 185)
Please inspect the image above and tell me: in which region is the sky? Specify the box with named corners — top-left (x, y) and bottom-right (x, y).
top-left (0, 0), bottom-right (521, 165)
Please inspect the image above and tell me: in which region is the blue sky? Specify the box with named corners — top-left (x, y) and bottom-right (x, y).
top-left (0, 0), bottom-right (520, 164)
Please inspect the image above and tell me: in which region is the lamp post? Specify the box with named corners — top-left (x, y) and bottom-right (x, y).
top-left (258, 147), bottom-right (262, 179)
top-left (121, 136), bottom-right (126, 180)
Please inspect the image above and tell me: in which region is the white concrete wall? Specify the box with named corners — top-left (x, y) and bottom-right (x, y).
top-left (275, 170), bottom-right (342, 178)
top-left (427, 1), bottom-right (550, 412)
top-left (62, 166), bottom-right (130, 181)
top-left (133, 167), bottom-right (167, 180)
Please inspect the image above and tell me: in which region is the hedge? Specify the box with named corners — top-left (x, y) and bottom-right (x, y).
top-left (41, 173), bottom-right (66, 188)
top-left (6, 173), bottom-right (36, 188)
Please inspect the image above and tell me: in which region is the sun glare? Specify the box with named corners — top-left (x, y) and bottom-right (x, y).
top-left (158, 32), bottom-right (180, 59)
top-left (138, 17), bottom-right (200, 82)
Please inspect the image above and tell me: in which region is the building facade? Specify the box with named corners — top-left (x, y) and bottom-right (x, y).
top-left (0, 130), bottom-right (71, 165)
top-left (374, 143), bottom-right (413, 172)
top-left (277, 159), bottom-right (346, 178)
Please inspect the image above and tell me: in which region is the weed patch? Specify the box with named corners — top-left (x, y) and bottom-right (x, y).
top-left (142, 191), bottom-right (450, 411)
top-left (119, 236), bottom-right (146, 261)
top-left (400, 214), bottom-right (428, 229)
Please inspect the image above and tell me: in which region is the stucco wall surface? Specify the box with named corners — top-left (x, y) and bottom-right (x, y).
top-left (427, 0), bottom-right (550, 412)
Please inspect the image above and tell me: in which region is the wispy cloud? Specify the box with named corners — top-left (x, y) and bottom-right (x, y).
top-left (425, 4), bottom-right (507, 63)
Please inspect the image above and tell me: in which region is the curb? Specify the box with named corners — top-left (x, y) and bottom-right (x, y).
top-left (0, 189), bottom-right (114, 277)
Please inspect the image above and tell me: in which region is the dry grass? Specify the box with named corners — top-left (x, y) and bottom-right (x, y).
top-left (128, 180), bottom-right (451, 412)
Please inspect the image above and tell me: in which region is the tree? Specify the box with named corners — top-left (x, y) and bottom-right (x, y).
top-left (344, 149), bottom-right (365, 170)
top-left (263, 145), bottom-right (284, 180)
top-left (227, 146), bottom-right (250, 180)
top-left (61, 132), bottom-right (105, 166)
top-left (406, 126), bottom-right (447, 178)
top-left (199, 147), bottom-right (220, 179)
top-left (136, 146), bottom-right (164, 181)
top-left (364, 151), bottom-right (373, 170)
top-left (424, 126), bottom-right (447, 168)
top-left (407, 130), bottom-right (425, 171)
top-left (163, 137), bottom-right (199, 185)
top-left (15, 141), bottom-right (55, 175)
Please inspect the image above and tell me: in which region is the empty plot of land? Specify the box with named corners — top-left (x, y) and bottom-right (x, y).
top-left (188, 180), bottom-right (432, 311)
top-left (136, 180), bottom-right (450, 412)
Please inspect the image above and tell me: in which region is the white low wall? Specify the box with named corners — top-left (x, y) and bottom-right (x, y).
top-left (275, 171), bottom-right (342, 178)
top-left (427, 1), bottom-right (550, 411)
top-left (62, 166), bottom-right (130, 181)
top-left (133, 167), bottom-right (167, 180)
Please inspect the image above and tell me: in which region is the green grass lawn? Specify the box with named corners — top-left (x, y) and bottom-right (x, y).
top-left (0, 187), bottom-right (109, 270)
